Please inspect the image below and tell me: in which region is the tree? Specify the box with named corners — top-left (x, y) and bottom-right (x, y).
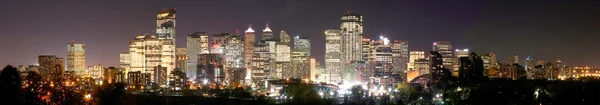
top-left (0, 65), bottom-right (22, 104)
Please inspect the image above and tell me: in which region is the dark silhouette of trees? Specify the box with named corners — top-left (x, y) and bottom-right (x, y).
top-left (0, 65), bottom-right (22, 104)
top-left (281, 83), bottom-right (333, 105)
top-left (97, 82), bottom-right (127, 105)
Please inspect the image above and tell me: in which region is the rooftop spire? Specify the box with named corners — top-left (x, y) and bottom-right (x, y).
top-left (263, 24), bottom-right (272, 32)
top-left (245, 24), bottom-right (255, 33)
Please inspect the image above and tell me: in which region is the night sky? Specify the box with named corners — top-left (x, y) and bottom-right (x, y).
top-left (1, 0), bottom-right (599, 67)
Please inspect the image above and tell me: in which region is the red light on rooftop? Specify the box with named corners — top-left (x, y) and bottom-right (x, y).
top-left (173, 8), bottom-right (176, 10)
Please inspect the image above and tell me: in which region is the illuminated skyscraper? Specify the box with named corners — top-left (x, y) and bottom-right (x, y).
top-left (156, 8), bottom-right (176, 40)
top-left (176, 48), bottom-right (187, 70)
top-left (275, 42), bottom-right (291, 79)
top-left (67, 41), bottom-right (86, 77)
top-left (156, 9), bottom-right (177, 82)
top-left (525, 56), bottom-right (533, 71)
top-left (197, 54), bottom-right (224, 84)
top-left (119, 52), bottom-right (130, 69)
top-left (291, 49), bottom-right (308, 79)
top-left (341, 11), bottom-right (363, 64)
top-left (262, 24), bottom-right (273, 40)
top-left (244, 25), bottom-right (256, 76)
top-left (38, 55), bottom-right (64, 81)
top-left (325, 29), bottom-right (342, 83)
top-left (280, 30), bottom-right (291, 44)
top-left (211, 33), bottom-right (231, 54)
top-left (481, 53), bottom-right (497, 71)
top-left (371, 37), bottom-right (393, 78)
top-left (224, 34), bottom-right (244, 81)
top-left (453, 49), bottom-right (469, 76)
top-left (251, 41), bottom-right (271, 86)
top-left (433, 41), bottom-right (453, 69)
top-left (391, 40), bottom-right (408, 74)
top-left (161, 39), bottom-right (176, 80)
top-left (129, 35), bottom-right (162, 83)
top-left (430, 51), bottom-right (446, 84)
top-left (294, 36), bottom-right (311, 56)
top-left (88, 64), bottom-right (103, 79)
top-left (408, 51), bottom-right (425, 71)
top-left (187, 32), bottom-right (209, 80)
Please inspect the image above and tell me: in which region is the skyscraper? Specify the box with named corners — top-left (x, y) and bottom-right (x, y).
top-left (408, 51), bottom-right (425, 71)
top-left (251, 41), bottom-right (271, 87)
top-left (244, 25), bottom-right (256, 76)
top-left (341, 11), bottom-right (363, 64)
top-left (325, 29), bottom-right (342, 83)
top-left (176, 48), bottom-right (187, 71)
top-left (453, 49), bottom-right (469, 76)
top-left (119, 52), bottom-right (130, 69)
top-left (391, 40), bottom-right (408, 74)
top-left (433, 41), bottom-right (453, 69)
top-left (129, 35), bottom-right (162, 83)
top-left (197, 54), bottom-right (224, 84)
top-left (525, 56), bottom-right (533, 71)
top-left (211, 33), bottom-right (231, 54)
top-left (430, 51), bottom-right (446, 84)
top-left (67, 41), bottom-right (86, 77)
top-left (38, 55), bottom-right (64, 81)
top-left (156, 8), bottom-right (176, 40)
top-left (275, 42), bottom-right (291, 79)
top-left (161, 39), bottom-right (176, 80)
top-left (224, 34), bottom-right (244, 82)
top-left (481, 53), bottom-right (497, 73)
top-left (187, 32), bottom-right (209, 80)
top-left (262, 24), bottom-right (273, 40)
top-left (291, 49), bottom-right (308, 79)
top-left (371, 37), bottom-right (393, 79)
top-left (280, 30), bottom-right (291, 44)
top-left (293, 36), bottom-right (311, 56)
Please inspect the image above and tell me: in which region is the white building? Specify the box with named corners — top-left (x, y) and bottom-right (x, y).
top-left (67, 42), bottom-right (86, 77)
top-left (88, 64), bottom-right (103, 79)
top-left (341, 11), bottom-right (363, 64)
top-left (187, 32), bottom-right (209, 80)
top-left (324, 29), bottom-right (342, 83)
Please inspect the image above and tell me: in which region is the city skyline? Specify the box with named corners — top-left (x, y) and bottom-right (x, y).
top-left (2, 0), bottom-right (600, 67)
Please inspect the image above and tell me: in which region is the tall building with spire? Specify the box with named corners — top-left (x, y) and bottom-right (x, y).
top-left (262, 24), bottom-right (273, 40)
top-left (325, 29), bottom-right (342, 83)
top-left (67, 41), bottom-right (86, 77)
top-left (244, 25), bottom-right (256, 76)
top-left (341, 11), bottom-right (363, 64)
top-left (187, 32), bottom-right (208, 80)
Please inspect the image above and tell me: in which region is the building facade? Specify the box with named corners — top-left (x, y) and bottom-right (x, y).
top-left (293, 36), bottom-right (311, 56)
top-left (433, 41), bottom-right (453, 69)
top-left (67, 42), bottom-right (86, 77)
top-left (324, 29), bottom-right (342, 83)
top-left (244, 26), bottom-right (256, 77)
top-left (340, 11), bottom-right (363, 64)
top-left (187, 32), bottom-right (209, 80)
